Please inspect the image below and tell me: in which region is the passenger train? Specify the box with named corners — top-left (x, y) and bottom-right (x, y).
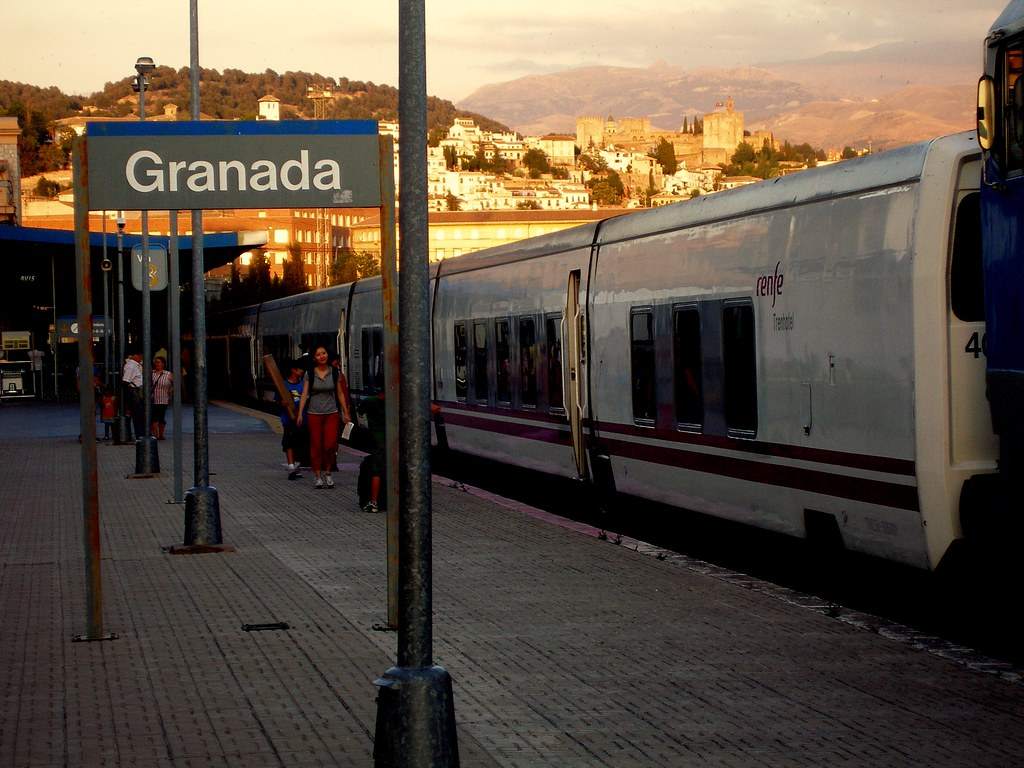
top-left (209, 129), bottom-right (1001, 572)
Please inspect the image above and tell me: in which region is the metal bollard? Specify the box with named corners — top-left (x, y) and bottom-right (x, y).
top-left (373, 666), bottom-right (459, 767)
top-left (134, 435), bottom-right (160, 475)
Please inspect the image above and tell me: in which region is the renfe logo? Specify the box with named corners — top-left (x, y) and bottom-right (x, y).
top-left (756, 261), bottom-right (784, 308)
top-left (125, 149), bottom-right (343, 194)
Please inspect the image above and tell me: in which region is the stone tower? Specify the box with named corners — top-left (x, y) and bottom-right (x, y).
top-left (576, 116), bottom-right (605, 151)
top-left (703, 97), bottom-right (744, 157)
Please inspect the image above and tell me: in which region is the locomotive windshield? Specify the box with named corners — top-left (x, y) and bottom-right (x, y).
top-left (1006, 41), bottom-right (1024, 172)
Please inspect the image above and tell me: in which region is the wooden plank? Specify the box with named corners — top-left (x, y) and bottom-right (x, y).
top-left (263, 354), bottom-right (296, 421)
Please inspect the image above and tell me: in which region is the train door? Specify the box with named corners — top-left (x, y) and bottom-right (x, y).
top-left (948, 163), bottom-right (998, 467)
top-left (564, 270), bottom-right (588, 480)
top-left (337, 308), bottom-right (348, 377)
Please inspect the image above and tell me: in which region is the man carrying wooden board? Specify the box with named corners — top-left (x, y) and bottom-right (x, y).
top-left (265, 355), bottom-right (307, 480)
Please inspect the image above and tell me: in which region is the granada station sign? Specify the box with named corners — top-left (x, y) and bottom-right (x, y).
top-left (86, 120), bottom-right (380, 211)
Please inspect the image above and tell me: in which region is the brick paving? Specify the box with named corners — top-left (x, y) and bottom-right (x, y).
top-left (2, 402), bottom-right (1024, 767)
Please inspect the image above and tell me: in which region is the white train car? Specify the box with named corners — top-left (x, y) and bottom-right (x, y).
top-left (431, 131), bottom-right (995, 570)
top-left (209, 131), bottom-right (994, 570)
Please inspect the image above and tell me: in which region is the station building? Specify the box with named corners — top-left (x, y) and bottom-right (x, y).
top-left (347, 208), bottom-right (628, 264)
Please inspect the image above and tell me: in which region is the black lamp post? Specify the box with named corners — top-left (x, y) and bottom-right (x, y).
top-left (132, 56), bottom-right (160, 475)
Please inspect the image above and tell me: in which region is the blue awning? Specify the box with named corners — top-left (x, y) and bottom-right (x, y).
top-left (0, 224), bottom-right (266, 273)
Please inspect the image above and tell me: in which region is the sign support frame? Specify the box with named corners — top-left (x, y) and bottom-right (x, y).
top-left (70, 136), bottom-right (116, 643)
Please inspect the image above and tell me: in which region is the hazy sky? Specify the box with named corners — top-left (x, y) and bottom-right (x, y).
top-left (6, 1), bottom-right (1008, 102)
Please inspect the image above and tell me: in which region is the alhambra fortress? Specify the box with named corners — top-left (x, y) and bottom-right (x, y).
top-left (576, 97), bottom-right (772, 168)
top-left (10, 95), bottom-right (802, 292)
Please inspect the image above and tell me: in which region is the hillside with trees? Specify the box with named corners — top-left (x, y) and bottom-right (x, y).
top-left (720, 140), bottom-right (826, 180)
top-left (1, 69), bottom-right (511, 176)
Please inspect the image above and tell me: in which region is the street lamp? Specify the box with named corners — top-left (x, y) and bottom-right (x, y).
top-left (132, 55), bottom-right (160, 476)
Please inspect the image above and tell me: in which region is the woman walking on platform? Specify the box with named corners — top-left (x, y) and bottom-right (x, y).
top-left (150, 356), bottom-right (173, 440)
top-left (297, 346), bottom-right (352, 489)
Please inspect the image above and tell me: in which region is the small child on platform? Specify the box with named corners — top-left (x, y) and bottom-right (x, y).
top-left (99, 388), bottom-right (117, 441)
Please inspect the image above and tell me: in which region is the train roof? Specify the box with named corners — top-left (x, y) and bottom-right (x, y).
top-left (433, 133), bottom-right (974, 276)
top-left (991, 0), bottom-right (1024, 37)
top-left (435, 222), bottom-right (603, 278)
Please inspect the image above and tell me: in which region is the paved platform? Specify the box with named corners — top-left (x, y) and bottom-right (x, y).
top-left (2, 402), bottom-right (1024, 767)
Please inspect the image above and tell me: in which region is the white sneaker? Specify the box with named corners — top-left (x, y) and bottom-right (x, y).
top-left (324, 474), bottom-right (334, 489)
top-left (314, 477), bottom-right (324, 489)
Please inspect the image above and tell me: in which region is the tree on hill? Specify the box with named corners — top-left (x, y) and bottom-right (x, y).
top-left (722, 138), bottom-right (825, 180)
top-left (586, 169), bottom-right (624, 205)
top-left (841, 146), bottom-right (858, 159)
top-left (650, 137), bottom-right (678, 175)
top-left (523, 148), bottom-right (552, 178)
top-left (34, 176), bottom-right (61, 198)
top-left (577, 152), bottom-right (607, 173)
top-left (443, 146), bottom-right (458, 170)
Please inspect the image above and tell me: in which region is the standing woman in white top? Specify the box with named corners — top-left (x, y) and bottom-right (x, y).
top-left (150, 356), bottom-right (174, 440)
top-left (297, 346), bottom-right (352, 489)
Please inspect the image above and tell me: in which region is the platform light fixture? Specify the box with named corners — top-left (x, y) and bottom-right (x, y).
top-left (132, 57), bottom-right (155, 94)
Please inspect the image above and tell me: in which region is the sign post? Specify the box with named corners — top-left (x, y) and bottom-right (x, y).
top-left (70, 137), bottom-right (115, 643)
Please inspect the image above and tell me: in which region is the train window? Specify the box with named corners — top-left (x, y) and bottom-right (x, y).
top-left (495, 319), bottom-right (511, 405)
top-left (519, 317), bottom-right (538, 407)
top-left (1005, 42), bottom-right (1024, 173)
top-left (722, 302), bottom-right (757, 435)
top-left (545, 315), bottom-right (564, 411)
top-left (454, 323), bottom-right (467, 400)
top-left (950, 193), bottom-right (983, 322)
top-left (673, 307), bottom-right (703, 428)
top-left (261, 334), bottom-right (291, 373)
top-left (630, 309), bottom-right (656, 424)
top-left (473, 322), bottom-right (489, 402)
top-left (360, 327), bottom-right (384, 392)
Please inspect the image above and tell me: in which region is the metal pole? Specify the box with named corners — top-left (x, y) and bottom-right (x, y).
top-left (373, 1), bottom-right (459, 764)
top-left (102, 214), bottom-right (110, 390)
top-left (70, 137), bottom-right (113, 642)
top-left (378, 136), bottom-right (400, 630)
top-left (51, 253), bottom-right (58, 400)
top-left (135, 73), bottom-right (159, 475)
top-left (397, 0), bottom-right (432, 676)
top-left (169, 210), bottom-right (183, 503)
top-left (180, 0), bottom-right (225, 549)
top-left (115, 214), bottom-right (129, 442)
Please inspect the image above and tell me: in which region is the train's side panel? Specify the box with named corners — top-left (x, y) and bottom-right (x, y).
top-left (432, 246), bottom-right (592, 478)
top-left (255, 286), bottom-right (349, 402)
top-left (589, 175), bottom-right (929, 566)
top-left (913, 133), bottom-right (998, 568)
top-left (347, 278), bottom-right (384, 395)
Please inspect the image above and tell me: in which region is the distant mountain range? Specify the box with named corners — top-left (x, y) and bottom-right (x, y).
top-left (457, 40), bottom-right (980, 150)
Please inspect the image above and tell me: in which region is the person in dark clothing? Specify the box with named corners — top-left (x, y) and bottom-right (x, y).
top-left (356, 390), bottom-right (386, 512)
top-left (121, 351), bottom-right (144, 441)
top-left (277, 360), bottom-right (307, 480)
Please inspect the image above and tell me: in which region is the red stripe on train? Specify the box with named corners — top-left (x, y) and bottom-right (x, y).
top-left (438, 404), bottom-right (919, 512)
top-left (439, 401), bottom-right (915, 476)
